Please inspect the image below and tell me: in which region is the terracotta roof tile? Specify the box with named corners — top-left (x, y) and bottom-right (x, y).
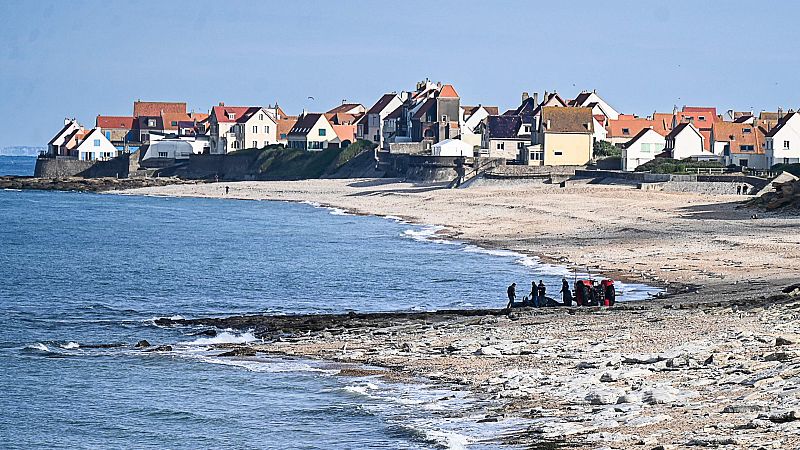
top-left (96, 116), bottom-right (134, 129)
top-left (541, 107), bottom-right (593, 134)
top-left (437, 84), bottom-right (459, 98)
top-left (133, 101), bottom-right (186, 118)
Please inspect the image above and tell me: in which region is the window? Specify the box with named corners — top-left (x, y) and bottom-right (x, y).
top-left (171, 121), bottom-right (177, 126)
top-left (319, 129), bottom-right (326, 137)
top-left (280, 133), bottom-right (287, 139)
top-left (253, 125), bottom-right (258, 133)
top-left (441, 115), bottom-right (448, 122)
top-left (785, 140), bottom-right (791, 149)
top-left (232, 141), bottom-right (239, 149)
top-left (524, 125), bottom-right (531, 133)
top-left (148, 119), bottom-right (156, 127)
top-left (517, 142), bottom-right (524, 149)
top-left (264, 125), bottom-right (270, 133)
top-left (158, 151), bottom-right (168, 158)
top-left (554, 151), bottom-right (563, 156)
top-left (252, 141), bottom-right (257, 148)
top-left (227, 113), bottom-right (235, 120)
top-left (622, 128), bottom-right (630, 135)
top-left (105, 131), bottom-right (111, 139)
top-left (641, 143), bottom-right (651, 153)
top-left (740, 145), bottom-right (754, 152)
top-left (264, 141), bottom-right (269, 147)
top-left (93, 139), bottom-right (100, 147)
top-left (259, 114), bottom-right (263, 120)
top-left (496, 142), bottom-right (504, 150)
top-left (743, 128), bottom-right (752, 134)
top-left (698, 116), bottom-right (706, 121)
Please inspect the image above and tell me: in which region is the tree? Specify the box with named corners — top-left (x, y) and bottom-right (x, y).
top-left (593, 140), bottom-right (620, 158)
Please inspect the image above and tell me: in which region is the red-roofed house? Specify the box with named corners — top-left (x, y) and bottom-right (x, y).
top-left (75, 128), bottom-right (119, 161)
top-left (712, 121), bottom-right (767, 169)
top-left (410, 84), bottom-right (461, 143)
top-left (208, 104), bottom-right (278, 154)
top-left (96, 115), bottom-right (136, 150)
top-left (133, 101), bottom-right (187, 118)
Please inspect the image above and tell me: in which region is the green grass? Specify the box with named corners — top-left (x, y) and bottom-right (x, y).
top-left (635, 158), bottom-right (724, 174)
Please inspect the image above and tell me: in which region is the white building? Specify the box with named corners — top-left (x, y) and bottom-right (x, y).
top-left (209, 105), bottom-right (278, 154)
top-left (47, 118), bottom-right (83, 157)
top-left (142, 134), bottom-right (209, 161)
top-left (432, 138), bottom-right (473, 157)
top-left (460, 105), bottom-right (497, 148)
top-left (76, 128), bottom-right (119, 161)
top-left (765, 112), bottom-right (800, 167)
top-left (665, 122), bottom-right (716, 160)
top-left (286, 113), bottom-right (341, 151)
top-left (568, 90), bottom-right (620, 120)
top-left (358, 93), bottom-right (403, 145)
top-left (621, 128), bottom-right (666, 171)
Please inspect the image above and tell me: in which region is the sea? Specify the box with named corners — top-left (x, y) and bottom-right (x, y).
top-left (0, 188), bottom-right (660, 449)
top-left (0, 155), bottom-right (37, 176)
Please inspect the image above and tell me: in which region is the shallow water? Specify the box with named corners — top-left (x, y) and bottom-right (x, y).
top-left (0, 190), bottom-right (659, 449)
top-left (0, 155), bottom-right (36, 176)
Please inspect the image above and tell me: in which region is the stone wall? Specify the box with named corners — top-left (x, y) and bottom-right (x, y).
top-left (34, 154), bottom-right (131, 178)
top-left (181, 152), bottom-right (263, 180)
top-left (662, 181), bottom-right (758, 195)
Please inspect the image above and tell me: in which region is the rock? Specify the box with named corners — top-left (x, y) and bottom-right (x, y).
top-left (144, 345), bottom-right (172, 352)
top-left (475, 346), bottom-right (502, 357)
top-left (767, 409), bottom-right (800, 423)
top-left (586, 389), bottom-right (625, 405)
top-left (776, 336), bottom-right (795, 346)
top-left (600, 371), bottom-right (619, 382)
top-left (623, 354), bottom-right (662, 364)
top-left (764, 352), bottom-right (792, 362)
top-left (643, 386), bottom-right (679, 405)
top-left (135, 340), bottom-right (151, 348)
top-left (217, 347), bottom-right (257, 357)
top-left (722, 404), bottom-right (769, 414)
top-left (686, 437), bottom-right (737, 446)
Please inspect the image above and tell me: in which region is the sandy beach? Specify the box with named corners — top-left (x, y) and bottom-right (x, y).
top-left (124, 179), bottom-right (800, 448)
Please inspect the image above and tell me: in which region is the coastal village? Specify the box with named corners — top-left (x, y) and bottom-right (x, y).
top-left (39, 80), bottom-right (800, 189)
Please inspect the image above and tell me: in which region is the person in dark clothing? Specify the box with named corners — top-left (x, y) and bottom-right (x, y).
top-left (529, 281), bottom-right (539, 307)
top-left (560, 279), bottom-right (572, 306)
top-left (225, 186), bottom-right (230, 195)
top-left (506, 283), bottom-right (517, 309)
top-left (537, 281), bottom-right (546, 306)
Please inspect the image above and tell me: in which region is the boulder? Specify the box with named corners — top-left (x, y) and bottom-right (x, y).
top-left (135, 340), bottom-right (151, 348)
top-left (217, 347), bottom-right (257, 357)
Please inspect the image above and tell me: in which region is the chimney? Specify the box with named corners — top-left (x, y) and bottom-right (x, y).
top-left (219, 102), bottom-right (225, 106)
top-left (533, 92), bottom-right (539, 106)
top-left (64, 118), bottom-right (71, 125)
top-left (779, 107), bottom-right (784, 119)
top-left (544, 91), bottom-right (549, 103)
top-left (522, 92), bottom-right (529, 103)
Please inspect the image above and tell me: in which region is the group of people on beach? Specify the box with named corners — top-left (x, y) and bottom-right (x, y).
top-left (506, 278), bottom-right (616, 309)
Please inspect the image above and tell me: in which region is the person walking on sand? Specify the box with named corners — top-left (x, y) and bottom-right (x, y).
top-left (506, 283), bottom-right (517, 309)
top-left (537, 280), bottom-right (547, 306)
top-left (529, 281), bottom-right (539, 307)
top-left (225, 186), bottom-right (229, 195)
top-left (560, 278), bottom-right (572, 306)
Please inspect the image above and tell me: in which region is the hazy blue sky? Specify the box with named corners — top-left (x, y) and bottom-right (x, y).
top-left (1, 0), bottom-right (798, 148)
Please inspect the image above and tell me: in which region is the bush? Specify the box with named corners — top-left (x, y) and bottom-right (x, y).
top-left (332, 139), bottom-right (376, 169)
top-left (771, 163), bottom-right (800, 177)
top-left (635, 158), bottom-right (724, 174)
top-left (593, 140), bottom-right (620, 158)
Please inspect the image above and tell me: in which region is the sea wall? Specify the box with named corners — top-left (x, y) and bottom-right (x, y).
top-left (181, 153), bottom-right (262, 180)
top-left (34, 154), bottom-right (131, 178)
top-left (574, 169), bottom-right (771, 194)
top-left (404, 155), bottom-right (462, 182)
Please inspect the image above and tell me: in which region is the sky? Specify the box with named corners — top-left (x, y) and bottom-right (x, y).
top-left (1, 0), bottom-right (799, 148)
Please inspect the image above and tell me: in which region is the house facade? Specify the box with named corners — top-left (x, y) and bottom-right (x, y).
top-left (712, 121), bottom-right (767, 169)
top-left (664, 123), bottom-right (714, 160)
top-left (286, 113), bottom-right (340, 150)
top-left (765, 112), bottom-right (800, 167)
top-left (358, 93), bottom-right (403, 145)
top-left (621, 128), bottom-right (666, 171)
top-left (95, 116), bottom-right (136, 150)
top-left (460, 105), bottom-right (498, 148)
top-left (75, 128), bottom-right (119, 161)
top-left (208, 105), bottom-right (278, 154)
top-left (481, 115), bottom-right (527, 160)
top-left (47, 119), bottom-right (84, 157)
top-left (568, 90), bottom-right (620, 120)
top-left (530, 107), bottom-right (594, 166)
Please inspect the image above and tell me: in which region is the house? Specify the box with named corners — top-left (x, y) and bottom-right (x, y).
top-left (568, 90), bottom-right (620, 120)
top-left (47, 118), bottom-right (84, 157)
top-left (664, 122), bottom-right (716, 160)
top-left (712, 121), bottom-right (767, 169)
top-left (674, 106), bottom-right (718, 152)
top-left (481, 115), bottom-right (527, 160)
top-left (287, 113), bottom-right (340, 150)
top-left (326, 103), bottom-right (365, 116)
top-left (135, 116), bottom-right (165, 143)
top-left (208, 104), bottom-right (278, 154)
top-left (411, 84), bottom-right (461, 143)
top-left (141, 134), bottom-right (209, 164)
top-left (432, 138), bottom-right (473, 157)
top-left (621, 128), bottom-right (666, 171)
top-left (75, 128), bottom-right (119, 161)
top-left (607, 113), bottom-right (673, 145)
top-left (133, 101), bottom-right (187, 118)
top-left (332, 124), bottom-right (356, 148)
top-left (530, 107), bottom-right (594, 166)
top-left (460, 105), bottom-right (499, 148)
top-left (765, 112), bottom-right (800, 167)
top-left (358, 93), bottom-right (403, 145)
top-left (95, 116), bottom-right (136, 150)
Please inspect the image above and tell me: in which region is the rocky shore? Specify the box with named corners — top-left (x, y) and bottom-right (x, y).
top-left (155, 280), bottom-right (800, 448)
top-left (0, 176), bottom-right (196, 192)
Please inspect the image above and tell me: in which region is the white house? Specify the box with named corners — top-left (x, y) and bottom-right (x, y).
top-left (47, 118), bottom-right (83, 157)
top-left (460, 105), bottom-right (497, 148)
top-left (76, 128), bottom-right (119, 161)
top-left (287, 113), bottom-right (341, 151)
top-left (432, 138), bottom-right (473, 157)
top-left (209, 105), bottom-right (278, 154)
top-left (765, 112), bottom-right (800, 167)
top-left (358, 93), bottom-right (403, 145)
top-left (665, 123), bottom-right (716, 160)
top-left (142, 134), bottom-right (209, 161)
top-left (621, 128), bottom-right (666, 171)
top-left (568, 90), bottom-right (620, 120)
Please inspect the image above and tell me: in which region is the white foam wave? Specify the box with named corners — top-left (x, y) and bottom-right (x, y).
top-left (401, 226), bottom-right (457, 245)
top-left (180, 331), bottom-right (257, 346)
top-left (198, 357), bottom-right (338, 374)
top-left (62, 342), bottom-right (79, 349)
top-left (327, 207), bottom-right (352, 216)
top-left (383, 215), bottom-right (405, 223)
top-left (28, 343), bottom-right (49, 352)
top-left (299, 200), bottom-right (321, 207)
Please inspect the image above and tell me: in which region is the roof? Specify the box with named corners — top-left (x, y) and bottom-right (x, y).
top-left (665, 122), bottom-right (704, 140)
top-left (462, 105), bottom-right (500, 121)
top-left (385, 105), bottom-right (403, 120)
top-left (162, 113), bottom-right (192, 129)
top-left (712, 121), bottom-right (765, 154)
top-left (276, 116), bottom-right (298, 138)
top-left (332, 124), bottom-right (356, 143)
top-left (765, 112), bottom-right (796, 137)
top-left (412, 98), bottom-right (436, 120)
top-left (541, 107), bottom-right (593, 134)
top-left (568, 92), bottom-right (593, 107)
top-left (133, 101), bottom-right (186, 118)
top-left (288, 113), bottom-right (325, 136)
top-left (96, 116), bottom-right (134, 129)
top-left (48, 121), bottom-right (77, 145)
top-left (211, 106), bottom-right (266, 124)
top-left (325, 112), bottom-right (359, 125)
top-left (326, 103), bottom-right (364, 115)
top-left (437, 84), bottom-right (459, 98)
top-left (136, 115), bottom-right (164, 130)
top-left (608, 114), bottom-right (671, 138)
top-left (485, 115), bottom-right (523, 139)
top-left (366, 94), bottom-right (399, 115)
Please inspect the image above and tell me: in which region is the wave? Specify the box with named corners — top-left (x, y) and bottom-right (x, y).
top-left (401, 226), bottom-right (458, 246)
top-left (26, 342), bottom-right (49, 352)
top-left (180, 331), bottom-right (257, 346)
top-left (62, 342), bottom-right (80, 349)
top-left (327, 207), bottom-right (352, 216)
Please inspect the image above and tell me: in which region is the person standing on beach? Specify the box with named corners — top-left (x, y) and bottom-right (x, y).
top-left (529, 281), bottom-right (539, 307)
top-left (225, 186), bottom-right (229, 195)
top-left (537, 281), bottom-right (547, 306)
top-left (560, 278), bottom-right (572, 306)
top-left (506, 283), bottom-right (517, 309)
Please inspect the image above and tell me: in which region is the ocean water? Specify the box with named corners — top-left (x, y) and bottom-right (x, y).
top-left (0, 190), bottom-right (659, 449)
top-left (0, 155), bottom-right (37, 176)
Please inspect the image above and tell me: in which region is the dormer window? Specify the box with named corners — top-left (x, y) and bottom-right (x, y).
top-left (259, 114), bottom-right (263, 120)
top-left (227, 113), bottom-right (236, 120)
top-left (698, 116), bottom-right (706, 121)
top-left (743, 128), bottom-right (751, 134)
top-left (441, 115), bottom-right (448, 122)
top-left (147, 119), bottom-right (156, 127)
top-left (622, 128), bottom-right (630, 135)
